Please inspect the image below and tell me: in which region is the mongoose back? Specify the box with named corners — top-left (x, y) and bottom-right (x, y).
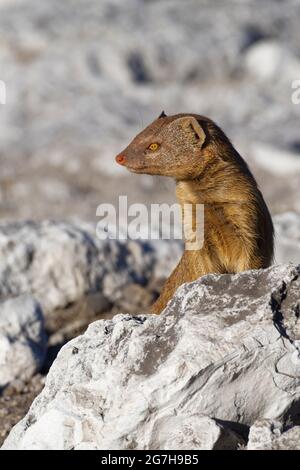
top-left (116, 112), bottom-right (274, 314)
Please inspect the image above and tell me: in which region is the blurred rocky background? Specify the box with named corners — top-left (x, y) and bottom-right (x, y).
top-left (0, 0), bottom-right (300, 221)
top-left (1, 0), bottom-right (300, 449)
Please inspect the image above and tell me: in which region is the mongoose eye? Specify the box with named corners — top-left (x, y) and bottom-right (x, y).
top-left (148, 143), bottom-right (160, 151)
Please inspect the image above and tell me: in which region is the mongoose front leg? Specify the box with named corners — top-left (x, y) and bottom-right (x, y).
top-left (150, 251), bottom-right (214, 314)
top-left (150, 260), bottom-right (186, 314)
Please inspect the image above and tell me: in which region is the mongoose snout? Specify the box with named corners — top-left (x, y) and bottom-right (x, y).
top-left (116, 111), bottom-right (274, 314)
top-left (115, 154), bottom-right (126, 165)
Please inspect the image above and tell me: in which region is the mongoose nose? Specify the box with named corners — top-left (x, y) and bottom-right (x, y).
top-left (115, 154), bottom-right (126, 165)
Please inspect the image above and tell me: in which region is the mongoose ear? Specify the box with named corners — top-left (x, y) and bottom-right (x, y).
top-left (174, 116), bottom-right (206, 147)
top-left (158, 110), bottom-right (167, 118)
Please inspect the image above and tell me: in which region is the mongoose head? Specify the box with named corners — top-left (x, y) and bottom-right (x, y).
top-left (115, 112), bottom-right (223, 180)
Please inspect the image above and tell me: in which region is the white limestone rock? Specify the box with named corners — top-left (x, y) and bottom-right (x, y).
top-left (149, 415), bottom-right (244, 450)
top-left (3, 263), bottom-right (300, 450)
top-left (0, 221), bottom-right (181, 314)
top-left (247, 420), bottom-right (300, 450)
top-left (0, 295), bottom-right (46, 388)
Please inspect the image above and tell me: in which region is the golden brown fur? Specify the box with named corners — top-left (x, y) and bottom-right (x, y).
top-left (116, 112), bottom-right (274, 314)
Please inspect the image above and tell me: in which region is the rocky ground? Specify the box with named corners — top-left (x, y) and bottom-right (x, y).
top-left (0, 221), bottom-right (182, 445)
top-left (0, 214), bottom-right (299, 448)
top-left (0, 0), bottom-right (300, 451)
top-left (2, 257), bottom-right (300, 450)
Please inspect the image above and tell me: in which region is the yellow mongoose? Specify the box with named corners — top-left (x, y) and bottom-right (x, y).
top-left (116, 112), bottom-right (274, 314)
